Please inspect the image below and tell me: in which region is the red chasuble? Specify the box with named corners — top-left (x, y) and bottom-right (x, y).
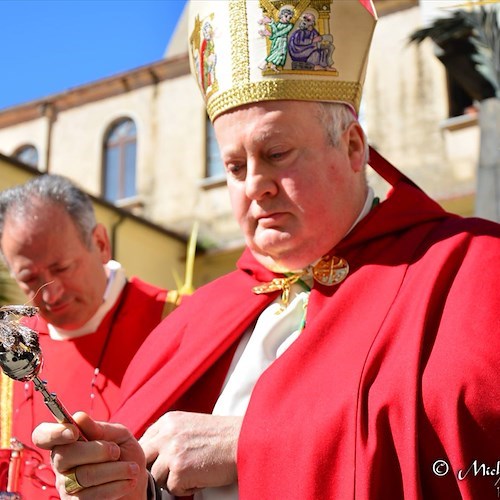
top-left (4, 277), bottom-right (167, 499)
top-left (115, 154), bottom-right (500, 499)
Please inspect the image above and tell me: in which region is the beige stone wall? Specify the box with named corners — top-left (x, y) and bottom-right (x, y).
top-left (0, 116), bottom-right (50, 171)
top-left (92, 205), bottom-right (188, 290)
top-left (194, 245), bottom-right (243, 288)
top-left (147, 74), bottom-right (205, 226)
top-left (49, 85), bottom-right (168, 197)
top-left (364, 5), bottom-right (478, 205)
top-left (0, 1), bottom-right (479, 285)
top-left (0, 156), bottom-right (190, 292)
top-left (145, 73), bottom-right (241, 246)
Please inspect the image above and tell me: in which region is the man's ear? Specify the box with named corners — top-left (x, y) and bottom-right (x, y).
top-left (92, 223), bottom-right (112, 263)
top-left (346, 121), bottom-right (366, 173)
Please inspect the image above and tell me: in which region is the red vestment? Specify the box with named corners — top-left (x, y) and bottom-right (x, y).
top-left (115, 154), bottom-right (500, 499)
top-left (4, 277), bottom-right (168, 499)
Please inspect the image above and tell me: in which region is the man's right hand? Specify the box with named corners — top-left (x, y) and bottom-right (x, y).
top-left (32, 411), bottom-right (149, 500)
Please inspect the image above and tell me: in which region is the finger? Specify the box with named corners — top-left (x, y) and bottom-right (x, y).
top-left (150, 454), bottom-right (170, 486)
top-left (139, 422), bottom-right (164, 466)
top-left (56, 463), bottom-right (145, 500)
top-left (165, 469), bottom-right (203, 498)
top-left (75, 480), bottom-right (140, 500)
top-left (71, 412), bottom-right (105, 440)
top-left (139, 415), bottom-right (172, 464)
top-left (32, 422), bottom-right (79, 449)
top-left (34, 412), bottom-right (135, 451)
top-left (73, 412), bottom-right (136, 446)
top-left (69, 461), bottom-right (141, 489)
top-left (57, 478), bottom-right (140, 500)
top-left (51, 440), bottom-right (121, 473)
top-left (32, 412), bottom-right (96, 449)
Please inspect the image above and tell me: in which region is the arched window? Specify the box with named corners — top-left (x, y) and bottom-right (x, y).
top-left (13, 144), bottom-right (38, 168)
top-left (103, 118), bottom-right (137, 202)
top-left (206, 116), bottom-right (224, 179)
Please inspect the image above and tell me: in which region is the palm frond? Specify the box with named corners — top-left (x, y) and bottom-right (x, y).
top-left (0, 262), bottom-right (14, 305)
top-left (409, 6), bottom-right (500, 98)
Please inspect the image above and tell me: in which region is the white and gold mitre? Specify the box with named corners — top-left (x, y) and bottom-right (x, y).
top-left (188, 0), bottom-right (377, 121)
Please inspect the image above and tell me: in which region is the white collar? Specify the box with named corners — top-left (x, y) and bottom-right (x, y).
top-left (346, 186), bottom-right (375, 236)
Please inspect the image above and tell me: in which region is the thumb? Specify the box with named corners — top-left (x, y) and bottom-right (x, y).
top-left (72, 411), bottom-right (104, 440)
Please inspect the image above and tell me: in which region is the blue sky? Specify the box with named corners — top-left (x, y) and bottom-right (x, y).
top-left (0, 0), bottom-right (187, 110)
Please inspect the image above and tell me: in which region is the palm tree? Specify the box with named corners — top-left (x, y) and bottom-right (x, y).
top-left (409, 3), bottom-right (500, 221)
top-left (0, 261), bottom-right (16, 306)
top-left (0, 272), bottom-right (9, 305)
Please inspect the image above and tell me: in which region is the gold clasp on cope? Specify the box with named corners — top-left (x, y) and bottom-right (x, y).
top-left (251, 255), bottom-right (349, 312)
top-left (252, 273), bottom-right (305, 310)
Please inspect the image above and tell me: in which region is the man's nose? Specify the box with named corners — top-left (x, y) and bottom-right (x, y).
top-left (245, 162), bottom-right (278, 200)
top-left (41, 279), bottom-right (64, 305)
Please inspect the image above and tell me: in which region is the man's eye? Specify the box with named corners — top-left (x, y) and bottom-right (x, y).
top-left (55, 265), bottom-right (71, 274)
top-left (227, 164), bottom-right (244, 175)
top-left (269, 149), bottom-right (289, 161)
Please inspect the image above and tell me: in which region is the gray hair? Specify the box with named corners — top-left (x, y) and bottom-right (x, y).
top-left (315, 102), bottom-right (369, 165)
top-left (0, 175), bottom-right (96, 255)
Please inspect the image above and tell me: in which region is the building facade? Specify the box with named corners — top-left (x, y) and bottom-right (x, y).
top-left (0, 0), bottom-right (482, 288)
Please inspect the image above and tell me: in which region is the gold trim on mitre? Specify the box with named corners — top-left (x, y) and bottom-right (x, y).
top-left (188, 0), bottom-right (377, 121)
top-left (207, 79), bottom-right (362, 123)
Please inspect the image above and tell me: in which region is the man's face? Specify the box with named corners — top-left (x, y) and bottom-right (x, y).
top-left (300, 14), bottom-right (315, 30)
top-left (1, 203), bottom-right (110, 329)
top-left (214, 100), bottom-right (366, 272)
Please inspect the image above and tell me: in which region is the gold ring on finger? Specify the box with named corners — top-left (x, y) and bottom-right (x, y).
top-left (64, 468), bottom-right (84, 495)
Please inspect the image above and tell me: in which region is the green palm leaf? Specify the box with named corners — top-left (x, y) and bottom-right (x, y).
top-left (409, 6), bottom-right (500, 99)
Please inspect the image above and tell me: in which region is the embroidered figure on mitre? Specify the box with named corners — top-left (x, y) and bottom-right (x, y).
top-left (258, 0), bottom-right (338, 76)
top-left (288, 11), bottom-right (337, 72)
top-left (189, 12), bottom-right (219, 97)
top-left (258, 6), bottom-right (295, 72)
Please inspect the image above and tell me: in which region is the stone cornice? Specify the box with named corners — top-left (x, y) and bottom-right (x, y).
top-left (0, 54), bottom-right (190, 128)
